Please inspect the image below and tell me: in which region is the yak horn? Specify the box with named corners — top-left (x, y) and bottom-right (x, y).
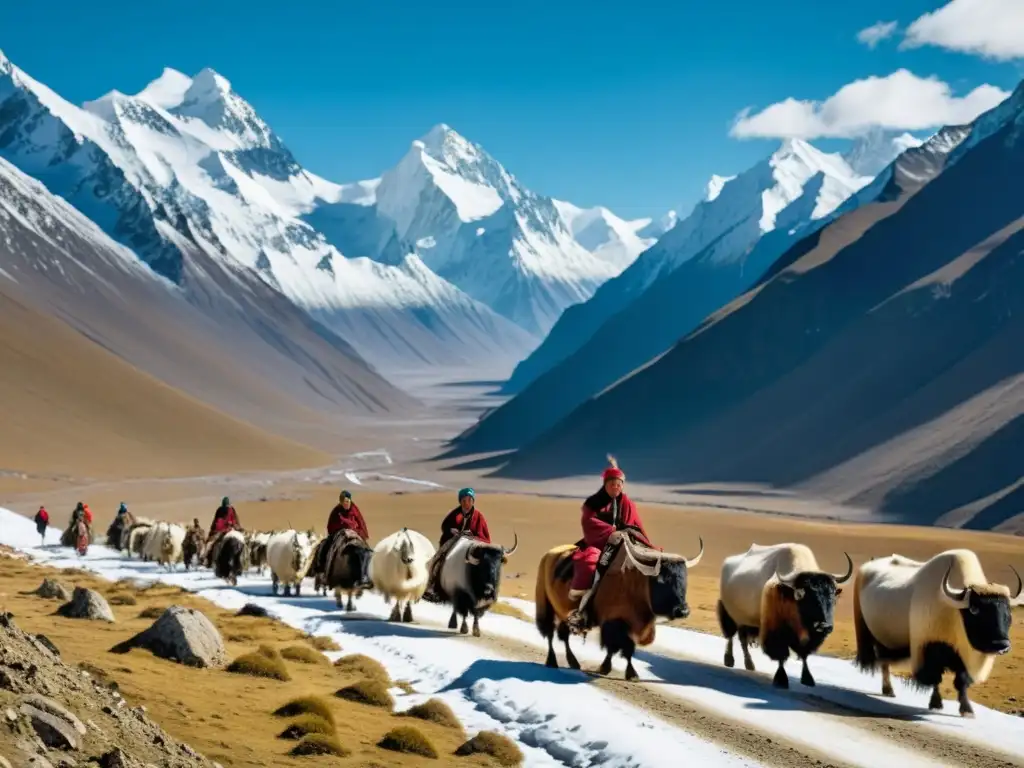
top-left (775, 568), bottom-right (797, 589)
top-left (465, 545), bottom-right (480, 566)
top-left (503, 531), bottom-right (519, 557)
top-left (622, 535), bottom-right (660, 578)
top-left (685, 536), bottom-right (704, 568)
top-left (1010, 565), bottom-right (1024, 607)
top-left (940, 563), bottom-right (971, 609)
top-left (833, 552), bottom-right (854, 584)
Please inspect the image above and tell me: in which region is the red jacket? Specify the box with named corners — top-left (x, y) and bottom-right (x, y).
top-left (210, 505), bottom-right (240, 535)
top-left (581, 490), bottom-right (651, 551)
top-left (83, 506), bottom-right (93, 525)
top-left (35, 509), bottom-right (49, 525)
top-left (327, 503), bottom-right (368, 539)
top-left (440, 506), bottom-right (490, 546)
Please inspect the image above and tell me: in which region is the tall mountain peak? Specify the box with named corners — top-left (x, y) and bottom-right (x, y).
top-left (844, 128), bottom-right (924, 177)
top-left (136, 67), bottom-right (193, 109)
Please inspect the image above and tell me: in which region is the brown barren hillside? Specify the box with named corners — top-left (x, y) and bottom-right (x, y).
top-left (0, 291), bottom-right (328, 479)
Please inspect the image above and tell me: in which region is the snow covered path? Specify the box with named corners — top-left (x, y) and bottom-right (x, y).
top-left (3, 508), bottom-right (1022, 768)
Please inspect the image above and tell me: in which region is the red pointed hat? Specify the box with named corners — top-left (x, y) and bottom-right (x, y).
top-left (602, 454), bottom-right (625, 481)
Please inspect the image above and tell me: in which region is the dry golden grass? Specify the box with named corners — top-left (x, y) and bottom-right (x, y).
top-left (0, 556), bottom-right (494, 767)
top-left (289, 733), bottom-right (350, 757)
top-left (334, 654), bottom-right (391, 684)
top-left (399, 699), bottom-right (462, 730)
top-left (107, 592), bottom-right (138, 606)
top-left (306, 634), bottom-right (341, 652)
top-left (137, 605), bottom-right (166, 620)
top-left (277, 714), bottom-right (335, 740)
top-left (378, 726), bottom-right (438, 759)
top-left (227, 648), bottom-right (291, 681)
top-left (273, 696), bottom-right (336, 725)
top-left (280, 644), bottom-right (328, 665)
top-left (336, 680), bottom-right (394, 710)
top-left (455, 731), bottom-right (524, 766)
top-left (489, 602), bottom-right (531, 622)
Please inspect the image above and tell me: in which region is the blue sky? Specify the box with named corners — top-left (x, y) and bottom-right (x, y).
top-left (2, 0), bottom-right (1021, 219)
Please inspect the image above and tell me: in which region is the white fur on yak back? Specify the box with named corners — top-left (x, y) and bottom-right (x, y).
top-left (370, 528), bottom-right (435, 601)
top-left (266, 530), bottom-right (317, 588)
top-left (127, 523), bottom-right (154, 560)
top-left (719, 542), bottom-right (823, 628)
top-left (145, 522), bottom-right (186, 568)
top-left (855, 549), bottom-right (1013, 684)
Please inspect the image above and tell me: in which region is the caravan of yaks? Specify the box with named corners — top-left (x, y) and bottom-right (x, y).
top-left (92, 514), bottom-right (1021, 718)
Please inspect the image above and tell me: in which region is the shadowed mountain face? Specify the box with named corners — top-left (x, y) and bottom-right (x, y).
top-left (0, 156), bottom-right (418, 456)
top-left (494, 82), bottom-right (1024, 531)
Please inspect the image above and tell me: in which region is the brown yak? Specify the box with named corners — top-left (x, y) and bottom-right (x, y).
top-left (535, 533), bottom-right (703, 680)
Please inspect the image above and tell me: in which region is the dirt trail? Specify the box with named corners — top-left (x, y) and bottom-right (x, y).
top-left (406, 609), bottom-right (1024, 768)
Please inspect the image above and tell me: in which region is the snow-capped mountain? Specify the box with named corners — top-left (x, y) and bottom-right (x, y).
top-left (0, 51), bottom-right (539, 373)
top-left (843, 129), bottom-right (924, 178)
top-left (362, 124), bottom-right (650, 336)
top-left (501, 138), bottom-right (873, 394)
top-left (553, 201), bottom-right (662, 271)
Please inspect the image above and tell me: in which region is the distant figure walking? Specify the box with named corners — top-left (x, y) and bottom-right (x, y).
top-left (33, 506), bottom-right (49, 545)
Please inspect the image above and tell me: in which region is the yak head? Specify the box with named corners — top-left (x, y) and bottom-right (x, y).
top-left (941, 564), bottom-right (1023, 655)
top-left (622, 536), bottom-right (704, 620)
top-left (465, 533), bottom-right (518, 602)
top-left (775, 553), bottom-right (853, 643)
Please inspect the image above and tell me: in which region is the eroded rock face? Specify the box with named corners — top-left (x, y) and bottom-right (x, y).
top-left (56, 588), bottom-right (114, 623)
top-left (110, 607), bottom-right (225, 668)
top-left (20, 704), bottom-right (80, 750)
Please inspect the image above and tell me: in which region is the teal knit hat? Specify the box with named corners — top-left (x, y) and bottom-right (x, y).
top-left (458, 487), bottom-right (475, 501)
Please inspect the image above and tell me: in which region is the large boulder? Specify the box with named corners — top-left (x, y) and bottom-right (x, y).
top-left (111, 606), bottom-right (226, 668)
top-left (19, 704), bottom-right (79, 750)
top-left (19, 695), bottom-right (85, 737)
top-left (56, 588), bottom-right (114, 623)
top-left (32, 580), bottom-right (71, 601)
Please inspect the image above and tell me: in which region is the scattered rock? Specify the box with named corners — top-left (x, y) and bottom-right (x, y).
top-left (56, 588), bottom-right (114, 623)
top-left (33, 580), bottom-right (72, 601)
top-left (20, 694), bottom-right (86, 735)
top-left (20, 704), bottom-right (80, 750)
top-left (4, 707), bottom-right (16, 723)
top-left (0, 756), bottom-right (11, 768)
top-left (98, 748), bottom-right (134, 768)
top-left (110, 607), bottom-right (225, 668)
top-left (235, 603), bottom-right (269, 618)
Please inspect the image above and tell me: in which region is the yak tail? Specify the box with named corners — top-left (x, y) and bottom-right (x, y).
top-left (535, 559), bottom-right (556, 640)
top-left (852, 569), bottom-right (878, 671)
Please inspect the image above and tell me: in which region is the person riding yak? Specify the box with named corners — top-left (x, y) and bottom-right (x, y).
top-left (312, 490), bottom-right (369, 575)
top-left (34, 506), bottom-right (49, 545)
top-left (106, 502), bottom-right (135, 549)
top-left (62, 502), bottom-right (93, 555)
top-left (565, 455), bottom-right (653, 634)
top-left (421, 487), bottom-right (491, 603)
top-left (202, 497), bottom-right (242, 568)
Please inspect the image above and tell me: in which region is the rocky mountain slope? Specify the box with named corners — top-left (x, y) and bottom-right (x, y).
top-left (494, 81), bottom-right (1024, 531)
top-left (453, 138), bottom-right (914, 455)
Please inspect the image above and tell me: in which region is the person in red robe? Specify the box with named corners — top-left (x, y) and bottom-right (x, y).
top-left (314, 491), bottom-right (369, 574)
top-left (566, 456), bottom-right (653, 633)
top-left (203, 496), bottom-right (242, 567)
top-left (422, 488), bottom-right (490, 602)
top-left (34, 506), bottom-right (49, 545)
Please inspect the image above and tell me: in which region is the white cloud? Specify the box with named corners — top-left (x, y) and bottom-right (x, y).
top-left (902, 0), bottom-right (1024, 60)
top-left (730, 69), bottom-right (1009, 140)
top-left (857, 21), bottom-right (899, 49)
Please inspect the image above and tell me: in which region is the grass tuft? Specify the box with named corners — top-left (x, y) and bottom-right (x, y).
top-left (333, 653), bottom-right (390, 683)
top-left (489, 602), bottom-right (531, 622)
top-left (226, 647), bottom-right (290, 681)
top-left (277, 714), bottom-right (334, 740)
top-left (335, 680), bottom-right (394, 710)
top-left (306, 635), bottom-right (340, 652)
top-left (236, 603), bottom-right (270, 618)
top-left (280, 645), bottom-right (327, 665)
top-left (289, 733), bottom-right (349, 757)
top-left (137, 606), bottom-right (165, 620)
top-left (107, 592), bottom-right (137, 606)
top-left (272, 696), bottom-right (335, 725)
top-left (378, 726), bottom-right (438, 758)
top-left (455, 731), bottom-right (524, 765)
top-left (400, 699), bottom-right (462, 730)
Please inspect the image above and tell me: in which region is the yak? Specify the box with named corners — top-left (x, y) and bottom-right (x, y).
top-left (536, 533), bottom-right (703, 680)
top-left (437, 532), bottom-right (519, 638)
top-left (266, 530), bottom-right (317, 596)
top-left (213, 529), bottom-right (248, 586)
top-left (182, 525), bottom-right (206, 570)
top-left (369, 528), bottom-right (435, 623)
top-left (717, 542), bottom-right (853, 689)
top-left (320, 530), bottom-right (375, 611)
top-left (853, 549), bottom-right (1023, 717)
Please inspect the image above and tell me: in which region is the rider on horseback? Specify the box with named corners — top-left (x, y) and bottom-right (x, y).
top-left (565, 456), bottom-right (653, 634)
top-left (421, 488), bottom-right (491, 603)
